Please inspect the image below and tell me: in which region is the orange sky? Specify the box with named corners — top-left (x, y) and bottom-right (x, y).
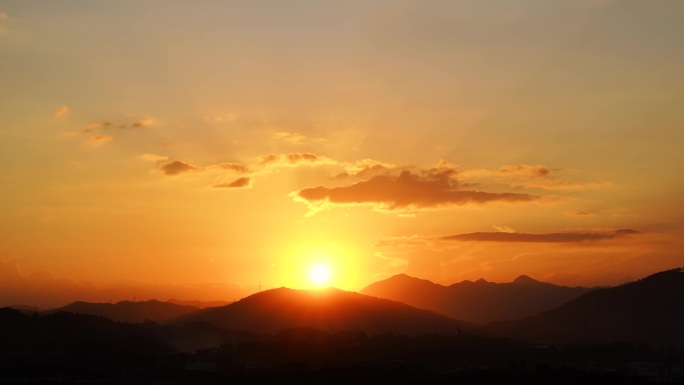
top-left (1, 1), bottom-right (684, 307)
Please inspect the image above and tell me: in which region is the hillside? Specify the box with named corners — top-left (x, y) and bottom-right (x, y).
top-left (485, 268), bottom-right (684, 346)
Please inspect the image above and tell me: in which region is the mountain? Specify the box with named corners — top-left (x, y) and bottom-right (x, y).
top-left (361, 274), bottom-right (595, 324)
top-left (174, 287), bottom-right (473, 335)
top-left (167, 298), bottom-right (231, 309)
top-left (485, 268), bottom-right (684, 346)
top-left (42, 299), bottom-right (199, 323)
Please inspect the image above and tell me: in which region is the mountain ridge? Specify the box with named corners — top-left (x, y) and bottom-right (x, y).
top-left (484, 267), bottom-right (684, 346)
top-left (362, 274), bottom-right (596, 323)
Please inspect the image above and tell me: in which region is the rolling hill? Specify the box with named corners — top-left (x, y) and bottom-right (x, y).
top-left (361, 274), bottom-right (594, 323)
top-left (174, 287), bottom-right (473, 335)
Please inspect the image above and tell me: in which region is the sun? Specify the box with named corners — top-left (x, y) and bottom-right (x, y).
top-left (309, 263), bottom-right (331, 285)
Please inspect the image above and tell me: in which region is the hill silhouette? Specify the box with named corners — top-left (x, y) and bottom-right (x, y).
top-left (485, 268), bottom-right (684, 346)
top-left (42, 299), bottom-right (199, 323)
top-left (361, 274), bottom-right (594, 323)
top-left (174, 287), bottom-right (473, 335)
top-left (167, 298), bottom-right (231, 309)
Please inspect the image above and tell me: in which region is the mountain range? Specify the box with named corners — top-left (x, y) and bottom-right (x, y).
top-left (361, 273), bottom-right (595, 324)
top-left (8, 267), bottom-right (683, 347)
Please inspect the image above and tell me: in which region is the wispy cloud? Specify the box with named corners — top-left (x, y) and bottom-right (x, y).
top-left (567, 210), bottom-right (596, 217)
top-left (214, 177), bottom-right (252, 189)
top-left (215, 163), bottom-right (250, 174)
top-left (512, 180), bottom-right (611, 191)
top-left (139, 153), bottom-right (169, 162)
top-left (440, 229), bottom-right (640, 243)
top-left (460, 163), bottom-right (610, 191)
top-left (83, 121), bottom-right (113, 132)
top-left (86, 135), bottom-right (113, 147)
top-left (54, 105), bottom-right (69, 117)
top-left (272, 131), bottom-right (325, 145)
top-left (131, 118), bottom-right (153, 127)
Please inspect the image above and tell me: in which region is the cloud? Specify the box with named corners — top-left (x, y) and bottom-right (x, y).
top-left (493, 225), bottom-right (516, 233)
top-left (214, 177), bottom-right (252, 189)
top-left (83, 121), bottom-right (113, 133)
top-left (567, 210), bottom-right (596, 217)
top-left (131, 118), bottom-right (153, 127)
top-left (259, 152), bottom-right (335, 167)
top-left (86, 135), bottom-right (114, 147)
top-left (512, 180), bottom-right (611, 191)
top-left (499, 164), bottom-right (553, 178)
top-left (334, 159), bottom-right (396, 179)
top-left (216, 162), bottom-right (250, 174)
top-left (159, 159), bottom-right (201, 176)
top-left (440, 229), bottom-right (640, 243)
top-left (459, 163), bottom-right (610, 191)
top-left (54, 105), bottom-right (69, 117)
top-left (461, 164), bottom-right (554, 179)
top-left (272, 131), bottom-right (325, 145)
top-left (292, 168), bottom-right (540, 214)
top-left (139, 153), bottom-right (169, 162)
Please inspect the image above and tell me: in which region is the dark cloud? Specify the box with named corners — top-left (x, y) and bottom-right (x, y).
top-left (440, 229), bottom-right (640, 243)
top-left (214, 177), bottom-right (252, 189)
top-left (293, 169), bottom-right (539, 213)
top-left (159, 159), bottom-right (201, 176)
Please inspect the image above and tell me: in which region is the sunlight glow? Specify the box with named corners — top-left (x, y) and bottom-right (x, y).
top-left (309, 263), bottom-right (331, 285)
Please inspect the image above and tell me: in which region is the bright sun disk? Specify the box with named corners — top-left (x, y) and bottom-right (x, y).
top-left (309, 263), bottom-right (331, 285)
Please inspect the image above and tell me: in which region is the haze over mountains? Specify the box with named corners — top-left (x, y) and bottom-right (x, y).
top-left (362, 274), bottom-right (595, 324)
top-left (173, 287), bottom-right (473, 336)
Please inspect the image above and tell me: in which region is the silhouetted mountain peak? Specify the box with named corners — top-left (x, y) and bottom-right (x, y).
top-left (475, 278), bottom-right (489, 284)
top-left (512, 275), bottom-right (541, 285)
top-left (175, 286), bottom-right (473, 335)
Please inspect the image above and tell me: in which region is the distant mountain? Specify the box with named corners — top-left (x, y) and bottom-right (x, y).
top-left (167, 298), bottom-right (231, 309)
top-left (43, 299), bottom-right (199, 323)
top-left (7, 304), bottom-right (45, 314)
top-left (361, 274), bottom-right (595, 324)
top-left (174, 287), bottom-right (473, 335)
top-left (485, 268), bottom-right (684, 346)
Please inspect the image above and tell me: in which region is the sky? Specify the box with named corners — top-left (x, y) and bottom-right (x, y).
top-left (1, 0), bottom-right (684, 307)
